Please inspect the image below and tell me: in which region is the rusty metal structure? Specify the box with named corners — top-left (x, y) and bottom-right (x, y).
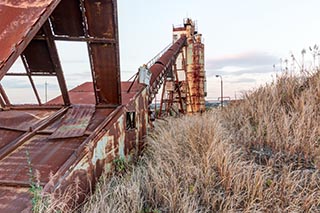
top-left (0, 1), bottom-right (205, 212)
top-left (158, 18), bottom-right (207, 116)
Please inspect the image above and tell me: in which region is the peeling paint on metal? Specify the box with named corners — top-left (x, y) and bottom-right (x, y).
top-left (73, 155), bottom-right (90, 171)
top-left (91, 135), bottom-right (113, 165)
top-left (117, 115), bottom-right (125, 158)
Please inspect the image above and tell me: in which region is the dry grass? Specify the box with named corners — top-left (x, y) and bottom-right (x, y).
top-left (42, 71), bottom-right (320, 212)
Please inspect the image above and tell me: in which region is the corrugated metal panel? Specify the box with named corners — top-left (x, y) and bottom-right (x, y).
top-left (0, 130), bottom-right (24, 150)
top-left (0, 134), bottom-right (84, 184)
top-left (49, 105), bottom-right (95, 139)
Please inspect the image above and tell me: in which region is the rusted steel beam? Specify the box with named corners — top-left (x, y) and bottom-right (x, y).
top-left (34, 35), bottom-right (117, 44)
top-left (0, 126), bottom-right (26, 133)
top-left (0, 107), bottom-right (69, 161)
top-left (158, 77), bottom-right (167, 117)
top-left (173, 63), bottom-right (185, 114)
top-left (78, 0), bottom-right (96, 104)
top-left (21, 55), bottom-right (42, 105)
top-left (0, 96), bottom-right (5, 108)
top-left (0, 0), bottom-right (62, 81)
top-left (36, 129), bottom-right (92, 136)
top-left (54, 36), bottom-right (116, 43)
top-left (80, 0), bottom-right (122, 106)
top-left (9, 105), bottom-right (62, 110)
top-left (0, 180), bottom-right (46, 188)
top-left (42, 21), bottom-right (70, 106)
top-left (5, 73), bottom-right (56, 76)
top-left (127, 73), bottom-right (138, 93)
top-left (0, 84), bottom-right (10, 106)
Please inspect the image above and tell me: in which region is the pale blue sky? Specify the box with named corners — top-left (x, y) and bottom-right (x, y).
top-left (3, 0), bottom-right (320, 103)
top-left (118, 0), bottom-right (320, 99)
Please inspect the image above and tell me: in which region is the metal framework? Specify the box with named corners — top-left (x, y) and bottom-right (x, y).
top-left (0, 0), bottom-right (121, 107)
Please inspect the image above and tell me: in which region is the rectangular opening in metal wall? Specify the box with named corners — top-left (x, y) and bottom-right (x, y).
top-left (126, 111), bottom-right (136, 130)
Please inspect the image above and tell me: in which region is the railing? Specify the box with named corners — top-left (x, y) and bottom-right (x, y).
top-left (126, 42), bottom-right (172, 83)
top-left (145, 42), bottom-right (172, 68)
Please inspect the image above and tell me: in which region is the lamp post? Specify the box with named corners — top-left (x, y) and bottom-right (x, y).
top-left (215, 75), bottom-right (223, 108)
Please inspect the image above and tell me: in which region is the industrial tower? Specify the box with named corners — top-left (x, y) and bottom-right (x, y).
top-left (159, 18), bottom-right (207, 116)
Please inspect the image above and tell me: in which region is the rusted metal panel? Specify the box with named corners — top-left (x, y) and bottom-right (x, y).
top-left (41, 106), bottom-right (125, 193)
top-left (0, 130), bottom-right (24, 151)
top-left (49, 105), bottom-right (95, 139)
top-left (0, 110), bottom-right (55, 131)
top-left (0, 135), bottom-right (84, 184)
top-left (50, 0), bottom-right (84, 37)
top-left (23, 40), bottom-right (55, 73)
top-left (0, 0), bottom-right (62, 80)
top-left (0, 108), bottom-right (68, 165)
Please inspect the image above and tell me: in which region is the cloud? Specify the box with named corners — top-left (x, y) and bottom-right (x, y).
top-left (206, 51), bottom-right (278, 77)
top-left (207, 51), bottom-right (278, 69)
top-left (1, 76), bottom-right (60, 90)
top-left (1, 78), bottom-right (30, 89)
top-left (229, 77), bottom-right (257, 84)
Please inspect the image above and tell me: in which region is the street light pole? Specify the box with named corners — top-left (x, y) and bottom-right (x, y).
top-left (215, 75), bottom-right (223, 108)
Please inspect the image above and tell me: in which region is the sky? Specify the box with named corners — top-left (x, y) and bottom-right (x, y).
top-left (3, 0), bottom-right (320, 103)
